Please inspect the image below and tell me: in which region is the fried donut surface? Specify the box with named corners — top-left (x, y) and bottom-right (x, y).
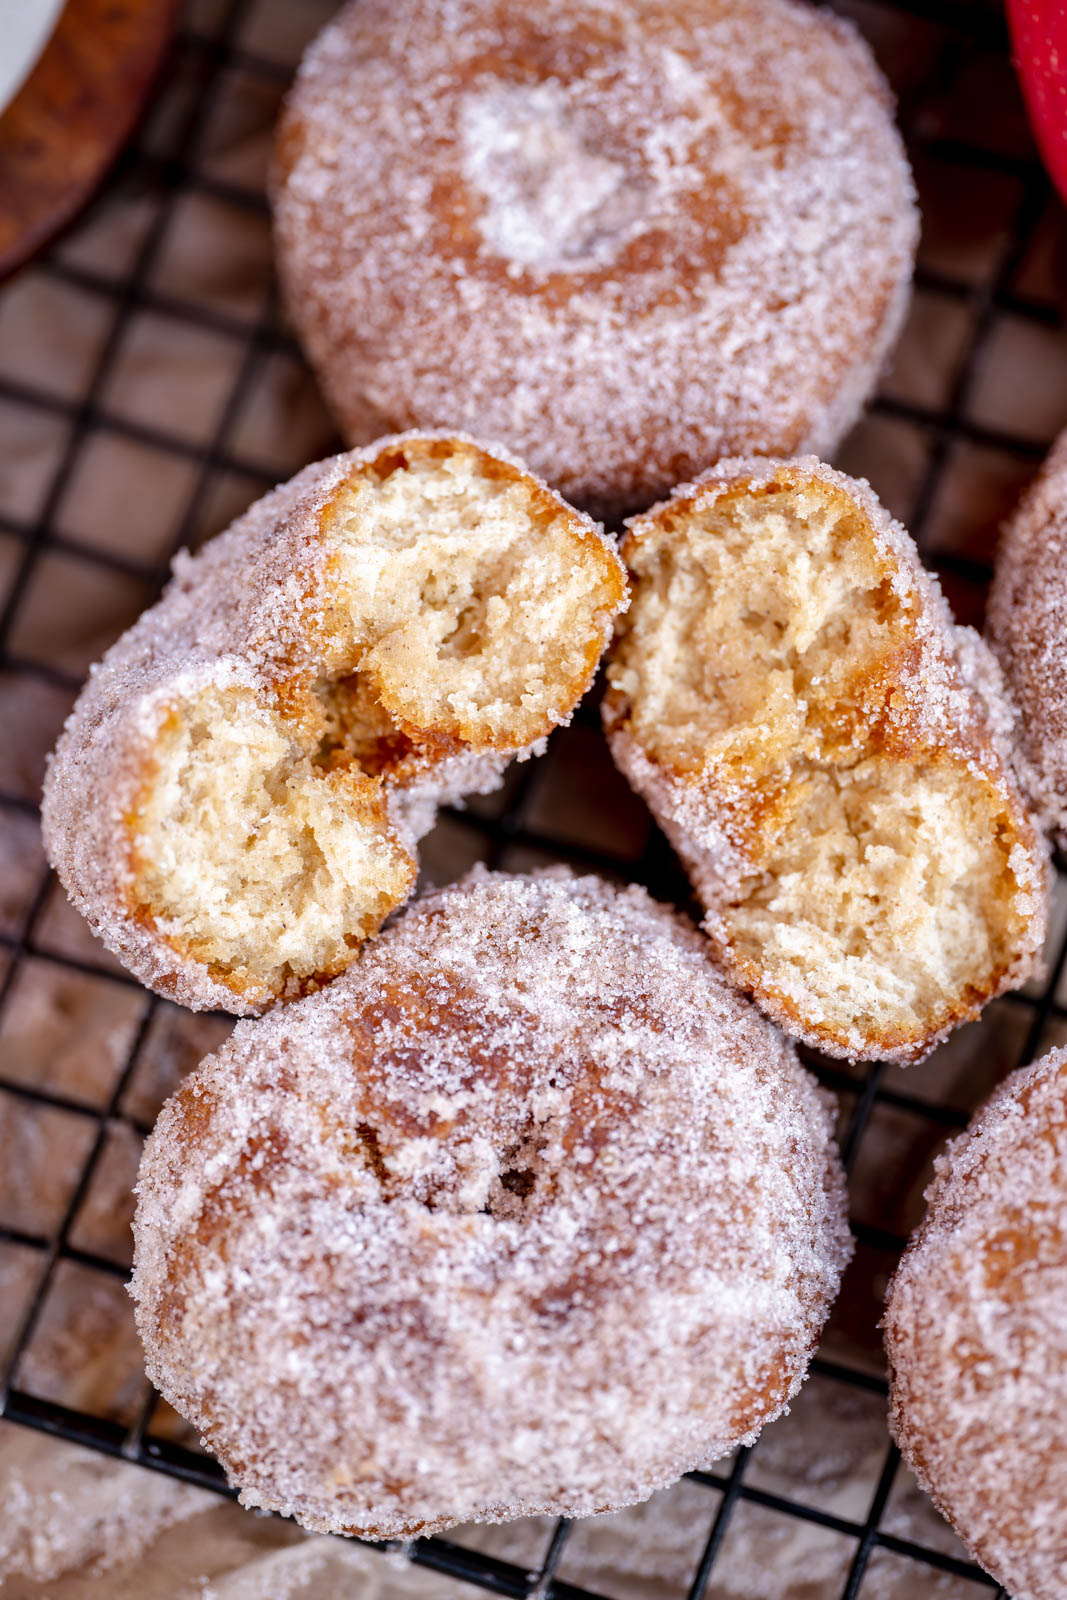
top-left (885, 1047), bottom-right (1067, 1600)
top-left (603, 456), bottom-right (1047, 1064)
top-left (987, 428), bottom-right (1067, 851)
top-left (42, 436), bottom-right (625, 1013)
top-left (272, 0), bottom-right (917, 519)
top-left (130, 869), bottom-right (852, 1539)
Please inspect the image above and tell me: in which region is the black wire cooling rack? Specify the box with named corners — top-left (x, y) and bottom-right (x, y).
top-left (0, 1), bottom-right (1064, 1595)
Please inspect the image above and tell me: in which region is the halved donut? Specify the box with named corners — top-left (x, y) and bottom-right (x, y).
top-left (604, 456), bottom-right (1047, 1062)
top-left (42, 435), bottom-right (626, 1011)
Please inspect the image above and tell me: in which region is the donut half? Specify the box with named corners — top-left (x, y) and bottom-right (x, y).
top-left (604, 456), bottom-right (1047, 1063)
top-left (43, 435), bottom-right (626, 1011)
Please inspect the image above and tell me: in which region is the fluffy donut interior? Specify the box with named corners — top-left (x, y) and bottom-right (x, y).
top-left (609, 483), bottom-right (1029, 1050)
top-left (130, 688), bottom-right (415, 997)
top-left (127, 441), bottom-right (622, 1001)
top-left (319, 440), bottom-right (624, 749)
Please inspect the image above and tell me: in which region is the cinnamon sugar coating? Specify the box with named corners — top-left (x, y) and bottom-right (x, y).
top-left (987, 429), bottom-right (1067, 851)
top-left (130, 869), bottom-right (852, 1540)
top-left (41, 435), bottom-right (625, 1013)
top-left (885, 1047), bottom-right (1067, 1600)
top-left (604, 456), bottom-right (1048, 1064)
top-left (272, 0), bottom-right (916, 520)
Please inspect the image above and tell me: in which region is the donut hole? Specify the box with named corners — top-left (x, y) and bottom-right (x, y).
top-left (129, 687), bottom-right (415, 999)
top-left (483, 1166), bottom-right (539, 1222)
top-left (461, 84), bottom-right (650, 270)
top-left (352, 1121), bottom-right (389, 1187)
top-left (322, 440), bottom-right (624, 749)
top-left (609, 479), bottom-right (1034, 1055)
top-left (484, 1133), bottom-right (549, 1220)
top-left (500, 1166), bottom-right (537, 1198)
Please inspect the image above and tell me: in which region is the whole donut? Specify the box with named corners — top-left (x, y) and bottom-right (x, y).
top-left (987, 429), bottom-right (1067, 851)
top-left (41, 434), bottom-right (625, 1013)
top-left (131, 869), bottom-right (852, 1539)
top-left (272, 0), bottom-right (917, 519)
top-left (885, 1047), bottom-right (1067, 1600)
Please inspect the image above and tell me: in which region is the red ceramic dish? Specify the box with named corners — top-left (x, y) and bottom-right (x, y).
top-left (1007, 0), bottom-right (1067, 204)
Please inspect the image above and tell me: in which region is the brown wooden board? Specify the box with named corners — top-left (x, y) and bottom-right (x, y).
top-left (0, 0), bottom-right (178, 282)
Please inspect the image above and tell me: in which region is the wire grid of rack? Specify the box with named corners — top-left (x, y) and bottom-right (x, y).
top-left (0, 0), bottom-right (1065, 1595)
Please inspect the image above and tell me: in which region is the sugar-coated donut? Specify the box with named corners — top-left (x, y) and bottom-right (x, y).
top-left (885, 1047), bottom-right (1067, 1600)
top-left (130, 869), bottom-right (852, 1539)
top-left (603, 456), bottom-right (1048, 1064)
top-left (272, 0), bottom-right (917, 519)
top-left (987, 429), bottom-right (1067, 852)
top-left (42, 436), bottom-right (625, 1014)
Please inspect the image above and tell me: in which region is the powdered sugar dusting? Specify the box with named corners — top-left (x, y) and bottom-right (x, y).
top-left (462, 85), bottom-right (645, 269)
top-left (272, 0), bottom-right (917, 518)
top-left (885, 1046), bottom-right (1067, 1599)
top-left (130, 868), bottom-right (851, 1539)
top-left (987, 428), bottom-right (1067, 851)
